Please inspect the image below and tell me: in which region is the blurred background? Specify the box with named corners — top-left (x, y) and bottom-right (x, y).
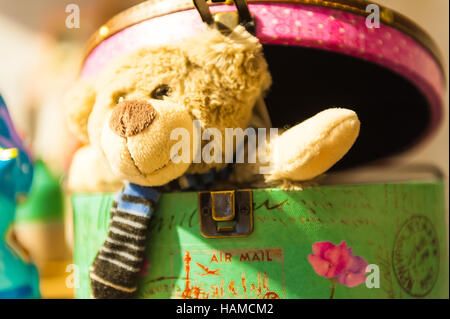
top-left (0, 0), bottom-right (143, 299)
top-left (378, 0), bottom-right (449, 196)
top-left (0, 0), bottom-right (448, 298)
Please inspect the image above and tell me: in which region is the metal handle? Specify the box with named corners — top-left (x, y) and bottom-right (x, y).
top-left (193, 0), bottom-right (255, 35)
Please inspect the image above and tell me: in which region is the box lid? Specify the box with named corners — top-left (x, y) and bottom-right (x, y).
top-left (80, 0), bottom-right (446, 169)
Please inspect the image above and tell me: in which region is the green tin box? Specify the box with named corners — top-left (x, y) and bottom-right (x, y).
top-left (72, 0), bottom-right (448, 299)
top-left (73, 173), bottom-right (448, 299)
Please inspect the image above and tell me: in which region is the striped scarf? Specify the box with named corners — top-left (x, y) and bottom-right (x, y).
top-left (89, 166), bottom-right (231, 298)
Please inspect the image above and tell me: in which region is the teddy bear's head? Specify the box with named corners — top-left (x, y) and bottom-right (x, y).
top-left (66, 26), bottom-right (271, 186)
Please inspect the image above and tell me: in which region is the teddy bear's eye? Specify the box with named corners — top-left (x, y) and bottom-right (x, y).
top-left (151, 84), bottom-right (171, 100)
top-left (114, 93), bottom-right (126, 104)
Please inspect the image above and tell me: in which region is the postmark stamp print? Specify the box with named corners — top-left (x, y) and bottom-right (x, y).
top-left (392, 215), bottom-right (439, 297)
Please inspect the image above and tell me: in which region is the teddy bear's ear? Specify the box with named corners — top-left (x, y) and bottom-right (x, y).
top-left (183, 25), bottom-right (270, 84)
top-left (64, 80), bottom-right (96, 143)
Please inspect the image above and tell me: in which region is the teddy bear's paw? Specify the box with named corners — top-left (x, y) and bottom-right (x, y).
top-left (267, 108), bottom-right (360, 182)
top-left (67, 145), bottom-right (124, 193)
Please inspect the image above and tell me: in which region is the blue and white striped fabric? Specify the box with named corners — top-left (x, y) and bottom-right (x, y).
top-left (90, 166), bottom-right (232, 298)
top-left (115, 183), bottom-right (160, 218)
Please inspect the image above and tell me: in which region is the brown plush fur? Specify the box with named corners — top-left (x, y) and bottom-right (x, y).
top-left (66, 25), bottom-right (360, 191)
top-left (67, 26), bottom-right (271, 187)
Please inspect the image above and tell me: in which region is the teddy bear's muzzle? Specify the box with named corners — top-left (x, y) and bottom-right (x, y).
top-left (109, 99), bottom-right (157, 137)
top-left (100, 99), bottom-right (195, 186)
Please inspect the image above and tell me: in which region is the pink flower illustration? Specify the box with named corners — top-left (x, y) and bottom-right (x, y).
top-left (337, 248), bottom-right (369, 288)
top-left (308, 241), bottom-right (350, 278)
top-left (308, 241), bottom-right (368, 298)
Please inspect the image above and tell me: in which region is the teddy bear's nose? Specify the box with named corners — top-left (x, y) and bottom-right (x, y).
top-left (109, 100), bottom-right (157, 137)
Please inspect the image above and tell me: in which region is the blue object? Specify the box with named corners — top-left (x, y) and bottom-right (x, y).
top-left (0, 95), bottom-right (40, 299)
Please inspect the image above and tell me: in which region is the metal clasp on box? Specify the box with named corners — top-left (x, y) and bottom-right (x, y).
top-left (198, 190), bottom-right (253, 238)
top-left (193, 0), bottom-right (256, 35)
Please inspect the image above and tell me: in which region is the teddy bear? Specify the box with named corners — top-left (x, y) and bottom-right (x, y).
top-left (65, 25), bottom-right (360, 298)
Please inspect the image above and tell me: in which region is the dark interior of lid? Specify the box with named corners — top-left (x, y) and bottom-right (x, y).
top-left (262, 44), bottom-right (431, 171)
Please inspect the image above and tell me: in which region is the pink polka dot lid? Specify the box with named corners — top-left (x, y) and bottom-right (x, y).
top-left (80, 0), bottom-right (445, 168)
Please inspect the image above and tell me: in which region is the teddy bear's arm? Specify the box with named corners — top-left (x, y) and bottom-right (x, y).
top-left (68, 145), bottom-right (123, 193)
top-left (265, 108), bottom-right (360, 182)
